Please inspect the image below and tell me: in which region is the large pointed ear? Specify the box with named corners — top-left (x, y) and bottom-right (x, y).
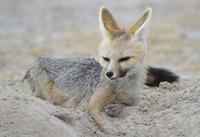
top-left (128, 7), bottom-right (152, 37)
top-left (99, 7), bottom-right (122, 39)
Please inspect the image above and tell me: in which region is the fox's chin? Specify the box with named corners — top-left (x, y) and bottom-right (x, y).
top-left (106, 76), bottom-right (118, 80)
top-left (110, 77), bottom-right (118, 80)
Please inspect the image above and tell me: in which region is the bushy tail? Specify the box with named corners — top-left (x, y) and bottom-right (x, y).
top-left (145, 66), bottom-right (179, 87)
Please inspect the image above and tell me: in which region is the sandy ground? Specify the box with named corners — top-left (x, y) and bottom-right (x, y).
top-left (0, 0), bottom-right (200, 137)
top-left (0, 77), bottom-right (200, 137)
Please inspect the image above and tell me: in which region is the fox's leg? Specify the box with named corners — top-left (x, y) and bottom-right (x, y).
top-left (87, 87), bottom-right (115, 131)
top-left (51, 86), bottom-right (70, 106)
top-left (62, 97), bottom-right (78, 108)
top-left (33, 72), bottom-right (54, 101)
top-left (51, 87), bottom-right (78, 108)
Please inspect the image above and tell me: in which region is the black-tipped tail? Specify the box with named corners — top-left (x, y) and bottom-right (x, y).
top-left (145, 66), bottom-right (179, 87)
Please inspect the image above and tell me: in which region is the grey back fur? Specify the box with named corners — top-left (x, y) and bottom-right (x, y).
top-left (25, 57), bottom-right (102, 102)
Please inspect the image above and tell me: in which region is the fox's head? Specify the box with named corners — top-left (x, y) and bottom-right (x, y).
top-left (98, 7), bottom-right (152, 80)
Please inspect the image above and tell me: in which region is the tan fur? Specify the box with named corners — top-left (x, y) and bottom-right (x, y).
top-left (62, 97), bottom-right (78, 108)
top-left (88, 86), bottom-right (116, 130)
top-left (32, 69), bottom-right (53, 101)
top-left (98, 7), bottom-right (151, 80)
top-left (100, 7), bottom-right (121, 38)
top-left (128, 7), bottom-right (152, 36)
top-left (51, 87), bottom-right (70, 105)
top-left (99, 7), bottom-right (122, 39)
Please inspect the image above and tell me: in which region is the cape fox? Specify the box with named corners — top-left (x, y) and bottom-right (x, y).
top-left (24, 7), bottom-right (179, 132)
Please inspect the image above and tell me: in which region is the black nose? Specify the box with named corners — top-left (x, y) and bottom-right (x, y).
top-left (106, 71), bottom-right (113, 78)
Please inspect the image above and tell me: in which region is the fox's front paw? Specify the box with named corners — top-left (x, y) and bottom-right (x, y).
top-left (105, 104), bottom-right (123, 117)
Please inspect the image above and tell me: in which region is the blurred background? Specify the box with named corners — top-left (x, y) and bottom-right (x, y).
top-left (0, 0), bottom-right (200, 80)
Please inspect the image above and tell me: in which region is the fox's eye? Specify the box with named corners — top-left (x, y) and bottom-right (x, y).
top-left (103, 57), bottom-right (110, 62)
top-left (119, 57), bottom-right (130, 62)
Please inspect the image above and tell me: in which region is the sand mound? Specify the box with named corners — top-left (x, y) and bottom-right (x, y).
top-left (0, 77), bottom-right (199, 137)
